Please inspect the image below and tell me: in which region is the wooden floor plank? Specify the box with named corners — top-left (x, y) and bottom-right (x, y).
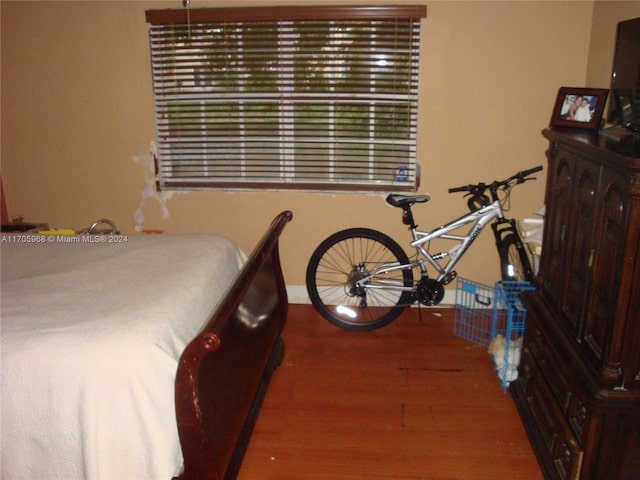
top-left (238, 305), bottom-right (543, 480)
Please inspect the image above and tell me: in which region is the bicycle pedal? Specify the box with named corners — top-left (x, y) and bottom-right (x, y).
top-left (443, 271), bottom-right (457, 285)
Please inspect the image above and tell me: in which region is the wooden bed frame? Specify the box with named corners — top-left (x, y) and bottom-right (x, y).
top-left (173, 210), bottom-right (293, 480)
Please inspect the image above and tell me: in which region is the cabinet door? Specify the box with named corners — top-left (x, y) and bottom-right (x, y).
top-left (540, 147), bottom-right (575, 312)
top-left (582, 169), bottom-right (629, 371)
top-left (622, 250), bottom-right (640, 390)
top-left (561, 158), bottom-right (600, 337)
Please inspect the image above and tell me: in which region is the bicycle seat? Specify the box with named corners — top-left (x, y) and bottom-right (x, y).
top-left (385, 194), bottom-right (430, 208)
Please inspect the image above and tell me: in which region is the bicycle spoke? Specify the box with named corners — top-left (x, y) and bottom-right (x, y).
top-left (307, 228), bottom-right (413, 330)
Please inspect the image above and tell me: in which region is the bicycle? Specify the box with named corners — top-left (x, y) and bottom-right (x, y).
top-left (306, 165), bottom-right (543, 331)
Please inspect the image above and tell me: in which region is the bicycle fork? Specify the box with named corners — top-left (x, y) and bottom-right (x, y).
top-left (491, 218), bottom-right (534, 280)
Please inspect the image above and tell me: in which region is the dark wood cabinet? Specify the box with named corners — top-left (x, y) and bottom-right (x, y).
top-left (511, 128), bottom-right (640, 480)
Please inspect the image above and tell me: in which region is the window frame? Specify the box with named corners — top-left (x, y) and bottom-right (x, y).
top-left (146, 5), bottom-right (427, 193)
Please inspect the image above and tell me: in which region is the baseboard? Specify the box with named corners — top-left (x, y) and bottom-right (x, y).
top-left (286, 284), bottom-right (456, 307)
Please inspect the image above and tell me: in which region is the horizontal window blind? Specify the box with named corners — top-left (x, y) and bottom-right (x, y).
top-left (146, 6), bottom-right (426, 192)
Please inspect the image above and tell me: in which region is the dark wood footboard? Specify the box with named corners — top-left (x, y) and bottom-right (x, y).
top-left (173, 211), bottom-right (293, 480)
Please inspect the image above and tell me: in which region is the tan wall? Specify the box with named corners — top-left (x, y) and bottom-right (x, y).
top-left (587, 1), bottom-right (640, 115)
top-left (2, 0), bottom-right (636, 291)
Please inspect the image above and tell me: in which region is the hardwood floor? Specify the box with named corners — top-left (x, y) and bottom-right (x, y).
top-left (239, 304), bottom-right (543, 480)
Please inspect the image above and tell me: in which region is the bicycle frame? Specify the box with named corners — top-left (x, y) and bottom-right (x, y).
top-left (357, 199), bottom-right (519, 292)
top-left (410, 200), bottom-right (504, 283)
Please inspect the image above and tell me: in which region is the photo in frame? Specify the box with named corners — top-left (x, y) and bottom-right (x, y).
top-left (550, 87), bottom-right (609, 130)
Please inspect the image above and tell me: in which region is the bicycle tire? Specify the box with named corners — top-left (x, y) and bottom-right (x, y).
top-left (499, 233), bottom-right (534, 282)
top-left (306, 228), bottom-right (414, 331)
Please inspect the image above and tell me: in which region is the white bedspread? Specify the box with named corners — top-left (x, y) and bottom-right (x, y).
top-left (1, 234), bottom-right (246, 480)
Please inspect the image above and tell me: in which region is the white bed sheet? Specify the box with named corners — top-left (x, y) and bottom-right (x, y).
top-left (1, 233), bottom-right (246, 480)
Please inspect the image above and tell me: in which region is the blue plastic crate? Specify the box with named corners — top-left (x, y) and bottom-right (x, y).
top-left (453, 278), bottom-right (495, 347)
top-left (454, 278), bottom-right (535, 390)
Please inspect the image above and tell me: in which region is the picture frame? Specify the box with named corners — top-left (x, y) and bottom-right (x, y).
top-left (550, 87), bottom-right (609, 131)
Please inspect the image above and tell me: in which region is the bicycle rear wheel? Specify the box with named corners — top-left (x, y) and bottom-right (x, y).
top-left (499, 233), bottom-right (534, 282)
top-left (306, 228), bottom-right (414, 331)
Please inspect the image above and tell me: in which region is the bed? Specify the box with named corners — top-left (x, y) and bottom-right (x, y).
top-left (0, 210), bottom-right (293, 480)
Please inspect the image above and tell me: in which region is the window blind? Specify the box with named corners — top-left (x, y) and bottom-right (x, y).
top-left (146, 6), bottom-right (426, 192)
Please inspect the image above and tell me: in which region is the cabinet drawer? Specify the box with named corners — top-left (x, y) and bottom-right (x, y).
top-left (525, 318), bottom-right (591, 442)
top-left (527, 323), bottom-right (573, 412)
top-left (520, 350), bottom-right (584, 480)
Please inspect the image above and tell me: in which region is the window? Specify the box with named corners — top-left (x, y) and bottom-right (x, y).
top-left (146, 6), bottom-right (426, 192)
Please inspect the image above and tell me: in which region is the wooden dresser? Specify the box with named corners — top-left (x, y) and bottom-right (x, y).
top-left (511, 128), bottom-right (640, 480)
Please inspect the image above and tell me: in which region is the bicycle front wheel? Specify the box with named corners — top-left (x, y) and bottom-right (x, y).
top-left (499, 233), bottom-right (534, 282)
top-left (306, 228), bottom-right (414, 331)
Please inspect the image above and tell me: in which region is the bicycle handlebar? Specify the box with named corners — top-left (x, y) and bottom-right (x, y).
top-left (447, 165), bottom-right (543, 194)
top-left (448, 185), bottom-right (472, 193)
top-left (518, 165), bottom-right (544, 178)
